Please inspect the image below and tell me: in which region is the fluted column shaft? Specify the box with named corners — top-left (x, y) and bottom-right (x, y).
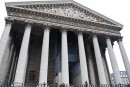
top-left (92, 35), bottom-right (107, 84)
top-left (0, 37), bottom-right (12, 82)
top-left (14, 23), bottom-right (31, 84)
top-left (86, 44), bottom-right (96, 85)
top-left (77, 32), bottom-right (89, 84)
top-left (0, 19), bottom-right (12, 66)
top-left (61, 29), bottom-right (69, 84)
top-left (118, 39), bottom-right (130, 82)
top-left (106, 37), bottom-right (122, 84)
top-left (39, 26), bottom-right (50, 84)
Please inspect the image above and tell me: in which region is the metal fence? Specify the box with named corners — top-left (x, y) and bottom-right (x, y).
top-left (0, 83), bottom-right (130, 87)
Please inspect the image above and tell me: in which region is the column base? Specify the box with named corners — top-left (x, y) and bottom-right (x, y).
top-left (12, 82), bottom-right (23, 87)
top-left (38, 83), bottom-right (48, 87)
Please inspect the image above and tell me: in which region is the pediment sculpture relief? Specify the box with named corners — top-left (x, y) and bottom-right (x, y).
top-left (18, 4), bottom-right (115, 26)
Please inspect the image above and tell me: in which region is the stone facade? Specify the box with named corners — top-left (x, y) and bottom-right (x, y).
top-left (0, 0), bottom-right (130, 86)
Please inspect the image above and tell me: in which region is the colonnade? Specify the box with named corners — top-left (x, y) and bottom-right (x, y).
top-left (0, 19), bottom-right (130, 85)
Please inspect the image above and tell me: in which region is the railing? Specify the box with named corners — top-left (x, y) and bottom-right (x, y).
top-left (0, 83), bottom-right (130, 87)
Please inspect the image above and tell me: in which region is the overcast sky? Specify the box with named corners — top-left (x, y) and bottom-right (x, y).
top-left (0, 0), bottom-right (130, 73)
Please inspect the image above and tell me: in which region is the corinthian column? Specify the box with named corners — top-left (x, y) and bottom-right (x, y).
top-left (86, 44), bottom-right (96, 85)
top-left (77, 31), bottom-right (89, 84)
top-left (39, 26), bottom-right (50, 84)
top-left (106, 37), bottom-right (122, 84)
top-left (61, 29), bottom-right (69, 84)
top-left (117, 38), bottom-right (130, 83)
top-left (92, 34), bottom-right (107, 84)
top-left (0, 18), bottom-right (13, 66)
top-left (14, 22), bottom-right (32, 85)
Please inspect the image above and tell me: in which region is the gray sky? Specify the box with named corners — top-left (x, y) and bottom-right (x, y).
top-left (0, 0), bottom-right (130, 73)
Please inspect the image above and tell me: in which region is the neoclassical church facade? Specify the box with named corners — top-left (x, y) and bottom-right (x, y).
top-left (0, 0), bottom-right (130, 86)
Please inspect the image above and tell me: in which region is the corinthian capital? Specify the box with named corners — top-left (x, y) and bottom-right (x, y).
top-left (25, 20), bottom-right (33, 28)
top-left (76, 29), bottom-right (83, 35)
top-left (60, 25), bottom-right (69, 33)
top-left (44, 23), bottom-right (51, 27)
top-left (60, 29), bottom-right (67, 33)
top-left (5, 17), bottom-right (14, 24)
top-left (42, 23), bottom-right (51, 32)
top-left (90, 31), bottom-right (98, 37)
top-left (117, 36), bottom-right (123, 42)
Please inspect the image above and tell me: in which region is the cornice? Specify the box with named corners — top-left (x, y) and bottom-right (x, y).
top-left (5, 0), bottom-right (73, 6)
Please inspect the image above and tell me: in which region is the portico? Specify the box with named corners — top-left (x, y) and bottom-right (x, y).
top-left (0, 0), bottom-right (130, 86)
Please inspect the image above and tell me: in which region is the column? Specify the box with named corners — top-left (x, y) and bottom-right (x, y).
top-left (61, 29), bottom-right (69, 84)
top-left (14, 22), bottom-right (32, 85)
top-left (0, 37), bottom-right (12, 82)
top-left (100, 48), bottom-right (111, 84)
top-left (0, 18), bottom-right (13, 66)
top-left (39, 26), bottom-right (50, 84)
top-left (92, 34), bottom-right (107, 84)
top-left (77, 31), bottom-right (89, 84)
top-left (117, 38), bottom-right (130, 82)
top-left (106, 37), bottom-right (122, 84)
top-left (86, 44), bottom-right (96, 85)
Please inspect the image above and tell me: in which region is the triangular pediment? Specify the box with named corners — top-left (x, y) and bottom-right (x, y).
top-left (5, 0), bottom-right (123, 28)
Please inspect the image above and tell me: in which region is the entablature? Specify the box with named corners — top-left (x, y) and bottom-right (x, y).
top-left (8, 16), bottom-right (121, 38)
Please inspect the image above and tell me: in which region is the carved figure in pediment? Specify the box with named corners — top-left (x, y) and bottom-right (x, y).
top-left (78, 13), bottom-right (85, 19)
top-left (16, 4), bottom-right (116, 25)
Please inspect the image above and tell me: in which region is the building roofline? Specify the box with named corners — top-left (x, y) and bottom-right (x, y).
top-left (5, 0), bottom-right (123, 28)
